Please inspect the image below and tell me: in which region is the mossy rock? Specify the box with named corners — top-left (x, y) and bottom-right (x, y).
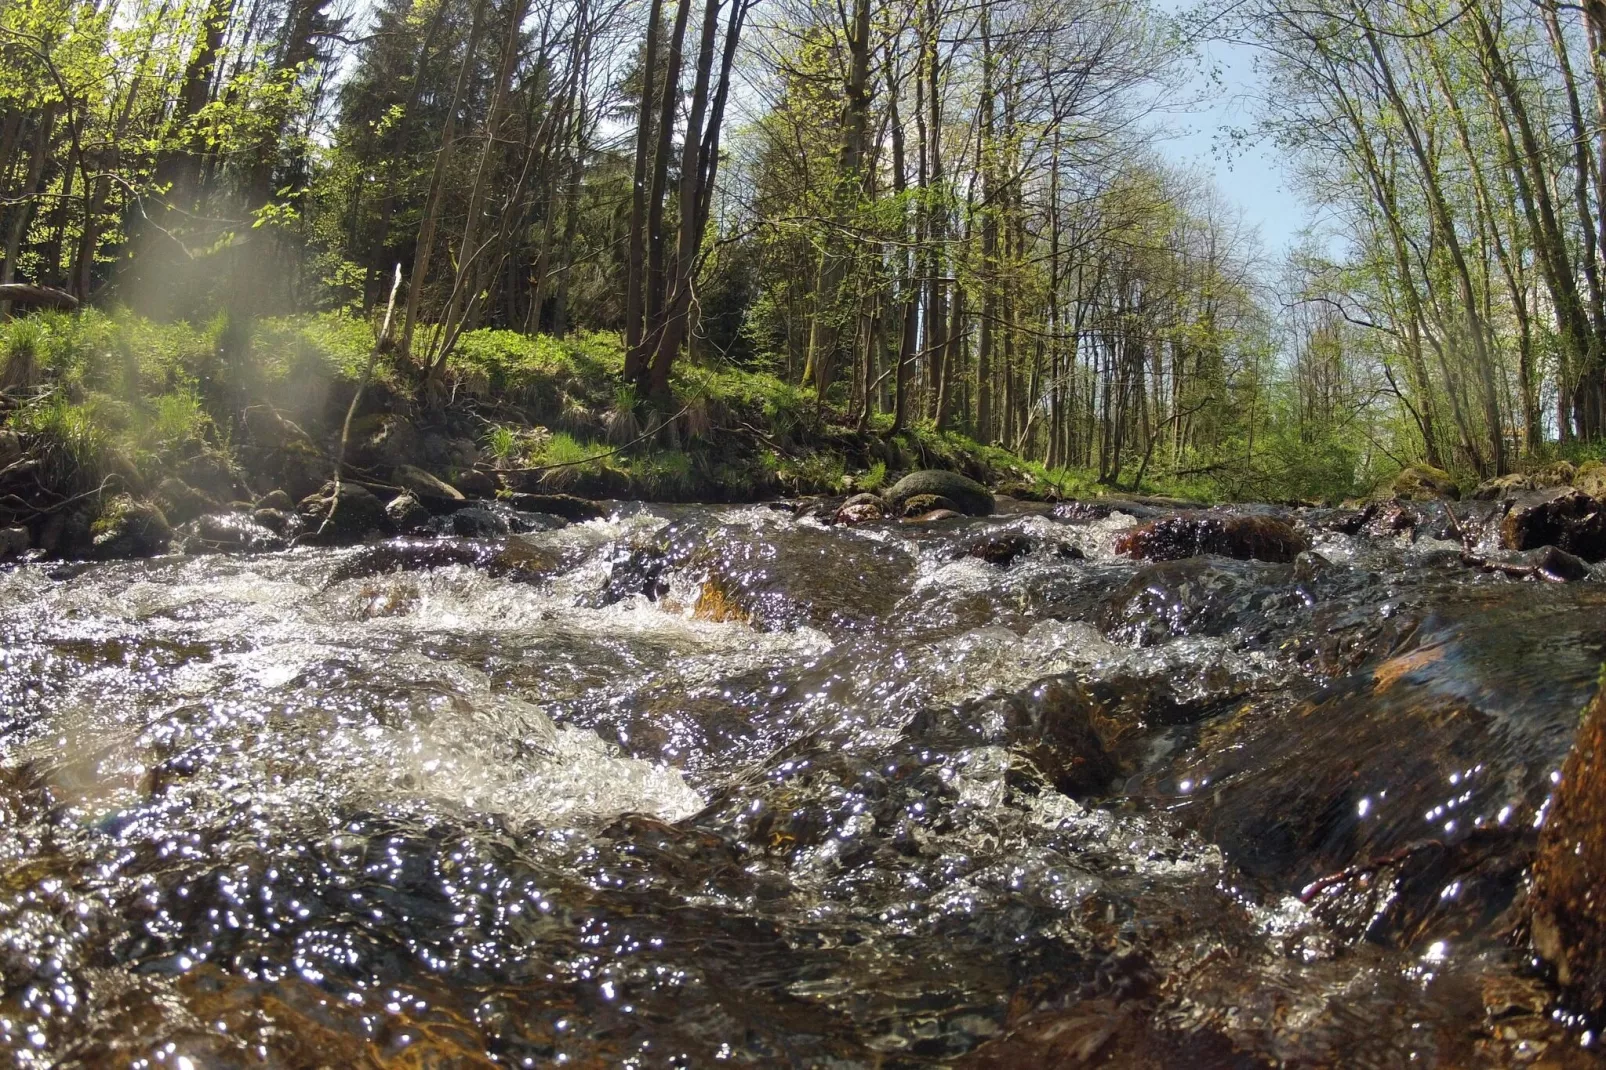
top-left (885, 470), bottom-right (994, 516)
top-left (1390, 464), bottom-right (1459, 501)
top-left (1471, 473), bottom-right (1534, 501)
top-left (901, 493), bottom-right (960, 518)
top-left (154, 477), bottom-right (219, 525)
top-left (1576, 460), bottom-right (1606, 500)
top-left (1535, 459), bottom-right (1578, 488)
top-left (90, 495), bottom-right (171, 559)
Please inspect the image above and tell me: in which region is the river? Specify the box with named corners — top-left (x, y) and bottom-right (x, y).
top-left (0, 500), bottom-right (1601, 1066)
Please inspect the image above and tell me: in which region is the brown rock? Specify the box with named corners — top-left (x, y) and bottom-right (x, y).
top-left (394, 464), bottom-right (466, 510)
top-left (1116, 514), bottom-right (1309, 563)
top-left (904, 508), bottom-right (964, 523)
top-left (835, 492), bottom-right (884, 525)
top-left (1500, 487), bottom-right (1606, 561)
top-left (1531, 684), bottom-right (1606, 1015)
top-left (453, 468), bottom-right (499, 499)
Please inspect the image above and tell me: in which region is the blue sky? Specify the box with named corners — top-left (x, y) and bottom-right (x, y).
top-left (1153, 29), bottom-right (1316, 255)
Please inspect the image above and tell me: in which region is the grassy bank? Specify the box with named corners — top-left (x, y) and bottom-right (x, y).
top-left (0, 309), bottom-right (1219, 539)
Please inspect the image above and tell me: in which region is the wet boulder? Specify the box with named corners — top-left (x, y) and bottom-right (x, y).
top-left (384, 492), bottom-right (430, 533)
top-left (1151, 586), bottom-right (1606, 949)
top-left (904, 508), bottom-right (965, 523)
top-left (296, 481), bottom-right (391, 545)
top-left (250, 507), bottom-right (301, 539)
top-left (178, 513), bottom-right (288, 555)
top-left (445, 505), bottom-right (510, 538)
top-left (885, 470), bottom-right (995, 517)
top-left (1115, 513), bottom-right (1308, 563)
top-left (835, 493), bottom-right (884, 525)
top-left (393, 464), bottom-right (465, 511)
top-left (954, 529), bottom-right (1082, 567)
top-left (1499, 487), bottom-right (1606, 561)
top-left (1101, 557), bottom-right (1291, 647)
top-left (1530, 545), bottom-right (1594, 582)
top-left (501, 492), bottom-right (607, 522)
top-left (90, 495), bottom-right (172, 559)
top-left (1530, 684), bottom-right (1606, 1016)
top-left (1391, 464), bottom-right (1460, 501)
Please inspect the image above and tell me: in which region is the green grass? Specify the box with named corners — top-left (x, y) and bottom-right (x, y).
top-left (1, 307), bottom-right (1073, 510)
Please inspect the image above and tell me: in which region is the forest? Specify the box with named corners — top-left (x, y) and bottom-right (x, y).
top-left (2, 0), bottom-right (1605, 501)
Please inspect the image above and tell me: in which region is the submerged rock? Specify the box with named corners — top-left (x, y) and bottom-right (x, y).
top-left (1153, 587), bottom-right (1606, 948)
top-left (1499, 487), bottom-right (1606, 561)
top-left (90, 495), bottom-right (171, 559)
top-left (1115, 513), bottom-right (1308, 563)
top-left (1391, 464), bottom-right (1460, 501)
top-left (1531, 683), bottom-right (1606, 1016)
top-left (885, 470), bottom-right (995, 517)
top-left (250, 507), bottom-right (301, 539)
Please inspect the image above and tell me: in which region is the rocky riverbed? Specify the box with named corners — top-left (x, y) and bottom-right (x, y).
top-left (2, 467), bottom-right (1606, 1066)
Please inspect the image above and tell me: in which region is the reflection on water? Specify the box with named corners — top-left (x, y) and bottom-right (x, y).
top-left (0, 502), bottom-right (1602, 1066)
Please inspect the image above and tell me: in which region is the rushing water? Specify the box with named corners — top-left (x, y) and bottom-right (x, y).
top-left (1, 500), bottom-right (1603, 1067)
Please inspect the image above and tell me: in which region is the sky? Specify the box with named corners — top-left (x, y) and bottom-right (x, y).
top-left (1152, 30), bottom-right (1318, 257)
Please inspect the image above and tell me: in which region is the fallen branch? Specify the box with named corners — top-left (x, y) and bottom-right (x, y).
top-left (316, 264), bottom-right (401, 541)
top-left (0, 284), bottom-right (78, 311)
